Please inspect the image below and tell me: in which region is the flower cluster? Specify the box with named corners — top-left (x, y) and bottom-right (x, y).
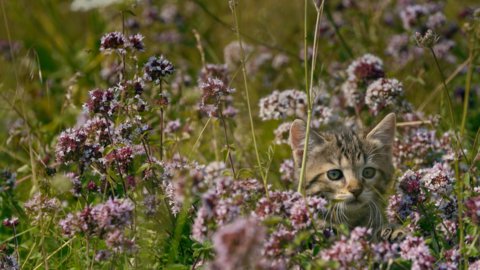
top-left (341, 54), bottom-right (411, 114)
top-left (59, 198), bottom-right (135, 252)
top-left (143, 55), bottom-right (175, 83)
top-left (24, 193), bottom-right (61, 224)
top-left (100, 32), bottom-right (145, 54)
top-left (258, 89), bottom-right (307, 120)
top-left (365, 78), bottom-right (407, 115)
top-left (393, 127), bottom-right (454, 168)
top-left (210, 217), bottom-right (266, 270)
top-left (387, 163), bottom-right (457, 231)
top-left (0, 169), bottom-right (16, 192)
top-left (198, 77), bottom-right (236, 117)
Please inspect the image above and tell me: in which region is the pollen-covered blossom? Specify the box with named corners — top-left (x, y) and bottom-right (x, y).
top-left (143, 55), bottom-right (175, 83)
top-left (319, 227), bottom-right (371, 269)
top-left (399, 235), bottom-right (435, 270)
top-left (365, 78), bottom-right (406, 115)
top-left (100, 32), bottom-right (127, 54)
top-left (211, 217), bottom-right (265, 270)
top-left (258, 89), bottom-right (307, 120)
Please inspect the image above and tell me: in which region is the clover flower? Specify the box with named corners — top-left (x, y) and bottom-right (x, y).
top-left (143, 55), bottom-right (175, 83)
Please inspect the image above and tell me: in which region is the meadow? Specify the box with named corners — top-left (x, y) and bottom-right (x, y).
top-left (0, 0), bottom-right (479, 269)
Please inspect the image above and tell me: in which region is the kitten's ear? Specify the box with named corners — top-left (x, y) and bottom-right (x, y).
top-left (289, 119), bottom-right (322, 165)
top-left (366, 113), bottom-right (396, 146)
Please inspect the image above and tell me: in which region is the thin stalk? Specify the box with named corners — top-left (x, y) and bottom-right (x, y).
top-left (13, 225), bottom-right (20, 265)
top-left (298, 0), bottom-right (325, 193)
top-left (218, 106), bottom-right (236, 178)
top-left (159, 80), bottom-right (165, 160)
top-left (429, 47), bottom-right (466, 269)
top-left (460, 34), bottom-right (475, 136)
top-left (230, 1), bottom-right (266, 185)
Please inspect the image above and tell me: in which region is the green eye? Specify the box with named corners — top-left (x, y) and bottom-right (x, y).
top-left (326, 169), bottom-right (343, 181)
top-left (362, 167), bottom-right (376, 179)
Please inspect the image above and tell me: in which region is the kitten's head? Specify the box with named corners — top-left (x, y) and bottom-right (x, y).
top-left (289, 113), bottom-right (396, 210)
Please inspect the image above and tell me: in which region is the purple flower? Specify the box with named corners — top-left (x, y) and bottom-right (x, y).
top-left (319, 227), bottom-right (371, 269)
top-left (279, 159), bottom-right (295, 183)
top-left (365, 78), bottom-right (406, 115)
top-left (199, 64), bottom-right (229, 85)
top-left (100, 32), bottom-right (127, 54)
top-left (198, 77), bottom-right (235, 117)
top-left (273, 122), bottom-right (291, 145)
top-left (258, 89), bottom-right (307, 120)
top-left (399, 170), bottom-right (422, 195)
top-left (2, 217), bottom-right (19, 228)
top-left (466, 195), bottom-right (480, 225)
top-left (105, 229), bottom-right (136, 253)
top-left (143, 55), bottom-right (175, 83)
top-left (346, 54), bottom-right (385, 85)
top-left (128, 33), bottom-right (145, 52)
top-left (165, 119), bottom-right (181, 133)
top-left (399, 235), bottom-right (435, 270)
top-left (211, 217), bottom-right (265, 270)
top-left (84, 88), bottom-right (118, 116)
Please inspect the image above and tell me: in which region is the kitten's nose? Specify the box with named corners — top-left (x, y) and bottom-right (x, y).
top-left (348, 186), bottom-right (363, 198)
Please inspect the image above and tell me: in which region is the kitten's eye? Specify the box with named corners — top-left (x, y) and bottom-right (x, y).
top-left (326, 169), bottom-right (343, 181)
top-left (362, 167), bottom-right (376, 179)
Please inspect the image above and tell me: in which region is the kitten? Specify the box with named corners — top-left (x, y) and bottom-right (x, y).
top-left (289, 113), bottom-right (396, 236)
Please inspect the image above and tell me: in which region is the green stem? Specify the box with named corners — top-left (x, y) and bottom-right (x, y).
top-left (460, 35), bottom-right (475, 137)
top-left (298, 0), bottom-right (325, 193)
top-left (230, 1), bottom-right (266, 189)
top-left (429, 47), bottom-right (466, 269)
